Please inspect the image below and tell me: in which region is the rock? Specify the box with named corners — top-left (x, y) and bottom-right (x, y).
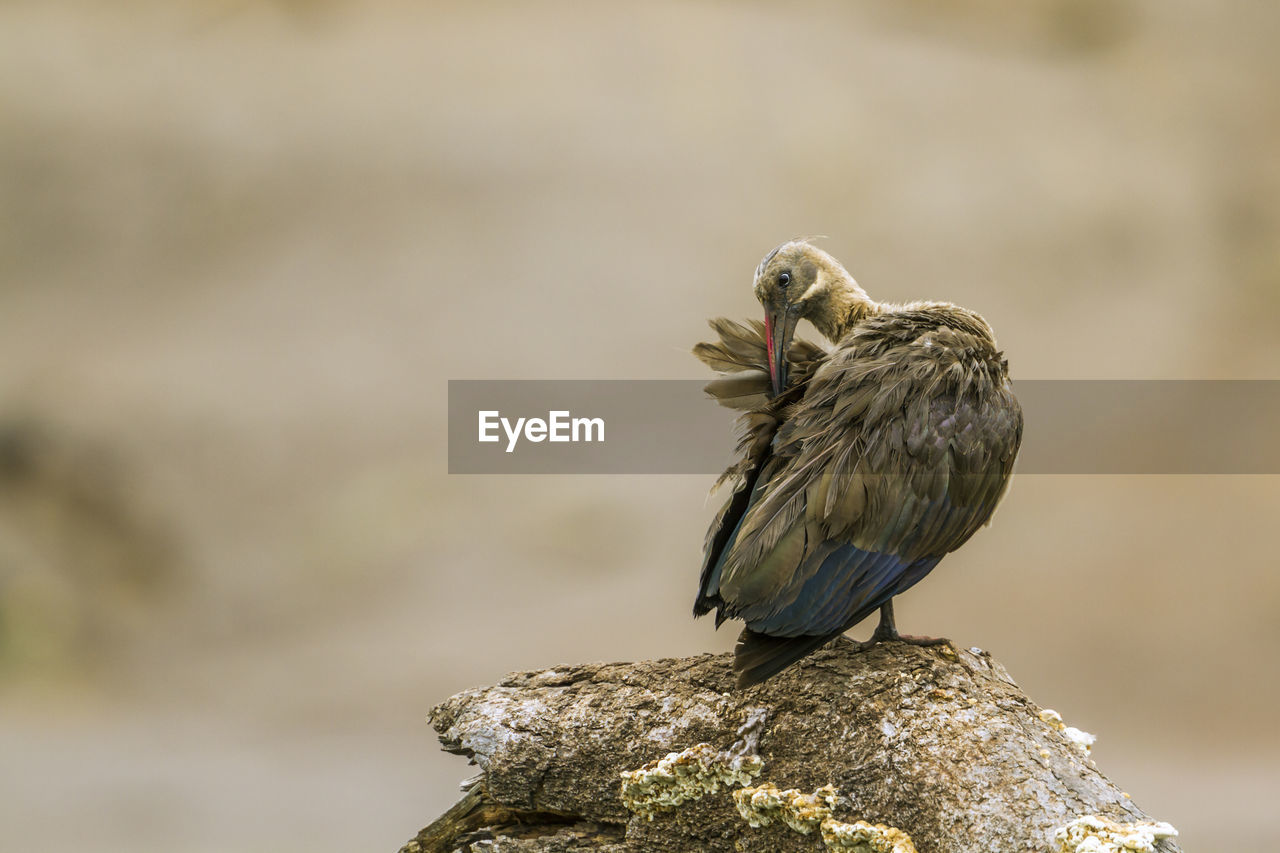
top-left (402, 639), bottom-right (1180, 853)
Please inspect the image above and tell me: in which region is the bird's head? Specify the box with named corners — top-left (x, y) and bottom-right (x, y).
top-left (753, 239), bottom-right (870, 395)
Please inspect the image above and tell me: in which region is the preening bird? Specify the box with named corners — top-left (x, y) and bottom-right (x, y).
top-left (694, 240), bottom-right (1023, 688)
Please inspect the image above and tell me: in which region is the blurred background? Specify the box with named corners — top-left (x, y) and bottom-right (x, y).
top-left (1, 1), bottom-right (1277, 850)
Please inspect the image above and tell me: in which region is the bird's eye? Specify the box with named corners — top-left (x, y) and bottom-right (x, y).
top-left (778, 272), bottom-right (791, 287)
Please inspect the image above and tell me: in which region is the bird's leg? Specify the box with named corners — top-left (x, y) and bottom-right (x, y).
top-left (856, 601), bottom-right (950, 650)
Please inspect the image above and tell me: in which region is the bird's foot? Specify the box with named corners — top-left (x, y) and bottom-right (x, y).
top-left (889, 632), bottom-right (951, 648)
top-left (854, 624), bottom-right (951, 651)
top-left (853, 602), bottom-right (951, 651)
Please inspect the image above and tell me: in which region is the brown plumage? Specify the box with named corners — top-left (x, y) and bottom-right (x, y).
top-left (694, 240), bottom-right (1023, 688)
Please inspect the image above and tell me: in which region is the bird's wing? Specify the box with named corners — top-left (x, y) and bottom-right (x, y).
top-left (693, 317), bottom-right (827, 413)
top-left (716, 341), bottom-right (1023, 638)
top-left (692, 318), bottom-right (827, 617)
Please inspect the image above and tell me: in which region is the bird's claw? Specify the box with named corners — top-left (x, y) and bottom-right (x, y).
top-left (853, 630), bottom-right (951, 652)
top-left (893, 633), bottom-right (952, 647)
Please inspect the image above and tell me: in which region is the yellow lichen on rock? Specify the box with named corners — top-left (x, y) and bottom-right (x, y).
top-left (820, 818), bottom-right (918, 853)
top-left (619, 742), bottom-right (763, 819)
top-left (1039, 708), bottom-right (1097, 755)
top-left (733, 781), bottom-right (917, 851)
top-left (1054, 814), bottom-right (1178, 853)
top-left (732, 782), bottom-right (838, 833)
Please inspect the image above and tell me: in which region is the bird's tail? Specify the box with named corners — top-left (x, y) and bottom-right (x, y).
top-left (734, 628), bottom-right (841, 689)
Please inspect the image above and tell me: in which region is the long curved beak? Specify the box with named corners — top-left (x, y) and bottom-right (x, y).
top-left (763, 306), bottom-right (796, 397)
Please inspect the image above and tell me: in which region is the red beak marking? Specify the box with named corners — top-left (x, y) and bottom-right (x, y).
top-left (764, 313), bottom-right (776, 388)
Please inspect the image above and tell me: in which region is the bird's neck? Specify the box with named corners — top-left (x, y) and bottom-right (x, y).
top-left (810, 282), bottom-right (878, 342)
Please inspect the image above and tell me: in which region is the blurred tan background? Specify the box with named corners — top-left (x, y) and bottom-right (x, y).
top-left (1, 1), bottom-right (1278, 850)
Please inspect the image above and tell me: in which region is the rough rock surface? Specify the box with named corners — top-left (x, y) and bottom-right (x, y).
top-left (401, 640), bottom-right (1180, 853)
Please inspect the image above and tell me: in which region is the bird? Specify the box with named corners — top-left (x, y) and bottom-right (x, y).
top-left (693, 240), bottom-right (1023, 688)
